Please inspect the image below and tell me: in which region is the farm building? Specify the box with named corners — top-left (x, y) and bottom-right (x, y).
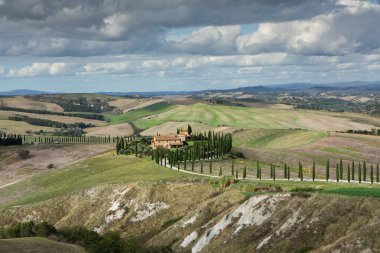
top-left (151, 134), bottom-right (187, 149)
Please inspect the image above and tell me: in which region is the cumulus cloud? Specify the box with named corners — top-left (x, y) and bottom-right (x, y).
top-left (7, 62), bottom-right (68, 77)
top-left (236, 0), bottom-right (380, 55)
top-left (0, 0), bottom-right (339, 56)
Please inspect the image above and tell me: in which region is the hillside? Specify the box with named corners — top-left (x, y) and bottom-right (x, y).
top-left (1, 181), bottom-right (380, 252)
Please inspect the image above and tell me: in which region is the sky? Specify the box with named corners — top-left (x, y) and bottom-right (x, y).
top-left (0, 0), bottom-right (380, 92)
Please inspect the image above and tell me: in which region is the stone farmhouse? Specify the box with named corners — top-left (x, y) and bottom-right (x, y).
top-left (151, 129), bottom-right (189, 149)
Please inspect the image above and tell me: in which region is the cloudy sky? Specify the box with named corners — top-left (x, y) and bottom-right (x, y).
top-left (0, 0), bottom-right (380, 92)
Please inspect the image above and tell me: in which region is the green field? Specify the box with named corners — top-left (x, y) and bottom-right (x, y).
top-left (0, 237), bottom-right (86, 253)
top-left (109, 101), bottom-right (177, 125)
top-left (0, 152), bottom-right (193, 208)
top-left (132, 103), bottom-right (379, 131)
top-left (233, 129), bottom-right (327, 149)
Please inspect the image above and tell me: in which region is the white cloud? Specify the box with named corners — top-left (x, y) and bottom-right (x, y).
top-left (7, 62), bottom-right (68, 77)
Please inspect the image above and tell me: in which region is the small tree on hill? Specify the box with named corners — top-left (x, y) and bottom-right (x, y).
top-left (201, 162), bottom-right (204, 174)
top-left (377, 164), bottom-right (379, 183)
top-left (232, 160), bottom-right (235, 176)
top-left (370, 164), bottom-right (374, 184)
top-left (351, 161), bottom-right (355, 181)
top-left (187, 124), bottom-right (192, 135)
top-left (347, 164), bottom-right (350, 183)
top-left (363, 161), bottom-right (367, 181)
top-left (326, 159), bottom-right (330, 182)
top-left (312, 161), bottom-right (316, 182)
top-left (235, 168), bottom-right (239, 179)
top-left (219, 166), bottom-right (222, 177)
top-left (359, 163), bottom-right (362, 183)
top-left (243, 166), bottom-right (247, 180)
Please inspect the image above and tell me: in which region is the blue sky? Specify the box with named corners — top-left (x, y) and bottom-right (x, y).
top-left (0, 0), bottom-right (380, 92)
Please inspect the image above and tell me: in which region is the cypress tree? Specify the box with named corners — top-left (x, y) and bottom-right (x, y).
top-left (300, 162), bottom-right (303, 181)
top-left (232, 160), bottom-right (235, 176)
top-left (312, 161), bottom-right (316, 182)
top-left (135, 141), bottom-right (138, 157)
top-left (377, 164), bottom-right (379, 183)
top-left (298, 162), bottom-right (301, 179)
top-left (287, 165), bottom-right (290, 180)
top-left (219, 166), bottom-right (222, 177)
top-left (272, 165), bottom-right (276, 181)
top-left (192, 160), bottom-right (195, 172)
top-left (209, 161), bottom-right (213, 175)
top-left (243, 166), bottom-right (247, 180)
top-left (351, 161), bottom-right (355, 181)
top-left (326, 159), bottom-right (330, 182)
top-left (236, 168), bottom-right (239, 179)
top-left (201, 162), bottom-right (203, 174)
top-left (359, 163), bottom-right (362, 183)
top-left (347, 164), bottom-right (350, 183)
top-left (284, 163), bottom-right (287, 179)
top-left (336, 163), bottom-right (339, 182)
top-left (339, 159), bottom-right (343, 180)
top-left (256, 161), bottom-right (260, 179)
top-left (370, 164), bottom-right (374, 184)
top-left (363, 161), bottom-right (367, 181)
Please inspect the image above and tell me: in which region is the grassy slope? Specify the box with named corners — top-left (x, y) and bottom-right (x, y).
top-left (233, 129), bottom-right (327, 149)
top-left (109, 101), bottom-right (177, 125)
top-left (0, 237), bottom-right (86, 253)
top-left (134, 103), bottom-right (379, 130)
top-left (0, 120), bottom-right (56, 134)
top-left (0, 152), bottom-right (192, 208)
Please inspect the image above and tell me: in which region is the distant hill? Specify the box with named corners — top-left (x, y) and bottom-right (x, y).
top-left (0, 89), bottom-right (51, 96)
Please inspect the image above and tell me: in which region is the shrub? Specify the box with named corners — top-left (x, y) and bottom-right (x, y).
top-left (47, 164), bottom-right (54, 169)
top-left (17, 149), bottom-right (30, 159)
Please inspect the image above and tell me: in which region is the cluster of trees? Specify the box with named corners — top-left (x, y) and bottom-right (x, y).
top-left (25, 95), bottom-right (115, 113)
top-left (345, 129), bottom-right (380, 136)
top-left (0, 221), bottom-right (171, 253)
top-left (176, 124), bottom-right (192, 135)
top-left (0, 106), bottom-right (105, 120)
top-left (0, 132), bottom-right (22, 146)
top-left (115, 136), bottom-right (152, 156)
top-left (152, 131), bottom-right (233, 168)
top-left (8, 115), bottom-right (94, 129)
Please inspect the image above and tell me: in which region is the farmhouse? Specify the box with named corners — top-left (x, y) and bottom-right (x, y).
top-left (151, 135), bottom-right (185, 149)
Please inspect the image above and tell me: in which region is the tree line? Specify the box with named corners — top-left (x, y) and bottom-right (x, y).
top-left (8, 115), bottom-right (94, 129)
top-left (0, 106), bottom-right (105, 120)
top-left (0, 132), bottom-right (22, 146)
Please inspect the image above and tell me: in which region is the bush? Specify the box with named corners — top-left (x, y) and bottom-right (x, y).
top-left (47, 164), bottom-right (54, 169)
top-left (17, 149), bottom-right (30, 159)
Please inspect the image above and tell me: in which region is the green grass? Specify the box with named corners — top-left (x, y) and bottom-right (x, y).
top-left (109, 101), bottom-right (177, 125)
top-left (322, 187), bottom-right (380, 198)
top-left (0, 152), bottom-right (193, 208)
top-left (0, 237), bottom-right (86, 253)
top-left (133, 103), bottom-right (379, 131)
top-left (233, 129), bottom-right (327, 149)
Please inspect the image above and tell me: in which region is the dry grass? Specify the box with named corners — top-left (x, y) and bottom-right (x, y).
top-left (0, 96), bottom-right (64, 112)
top-left (85, 122), bottom-right (134, 137)
top-left (0, 144), bottom-right (114, 191)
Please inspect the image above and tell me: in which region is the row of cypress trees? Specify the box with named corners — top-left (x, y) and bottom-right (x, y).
top-left (156, 156), bottom-right (380, 184)
top-left (0, 132), bottom-right (23, 146)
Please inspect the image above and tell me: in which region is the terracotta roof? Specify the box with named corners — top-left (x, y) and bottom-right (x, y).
top-left (154, 135), bottom-right (181, 141)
